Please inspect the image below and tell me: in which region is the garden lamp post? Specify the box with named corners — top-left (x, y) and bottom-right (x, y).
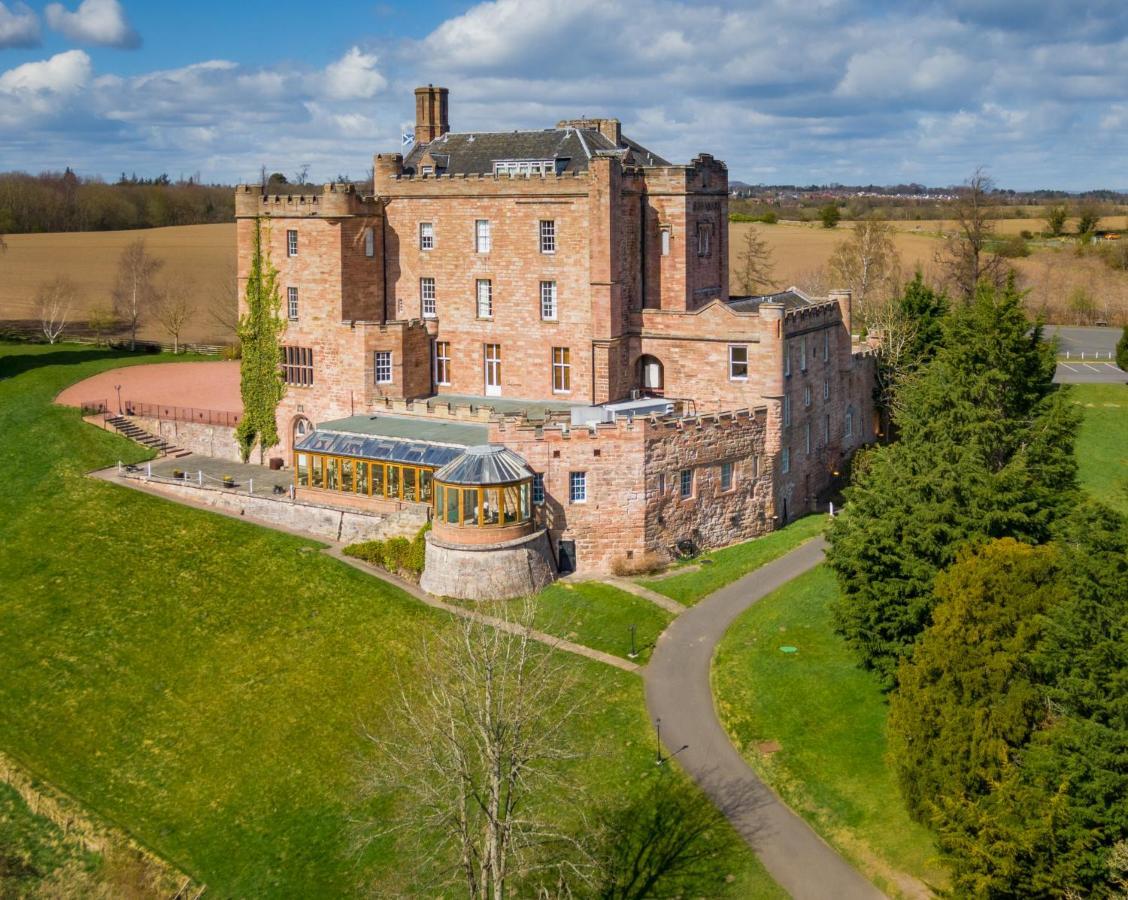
top-left (114, 384), bottom-right (122, 414)
top-left (628, 623), bottom-right (638, 659)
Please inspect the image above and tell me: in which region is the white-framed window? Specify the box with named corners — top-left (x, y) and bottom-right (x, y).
top-left (552, 347), bottom-right (571, 393)
top-left (475, 219), bottom-right (491, 253)
top-left (660, 227), bottom-right (671, 256)
top-left (493, 159), bottom-right (556, 176)
top-left (846, 407), bottom-right (854, 438)
top-left (421, 277), bottom-right (436, 318)
top-left (364, 227), bottom-right (375, 257)
top-left (783, 394), bottom-right (791, 426)
top-left (569, 471), bottom-right (587, 503)
top-left (729, 345), bottom-right (749, 380)
top-left (784, 342), bottom-right (791, 377)
top-left (476, 279), bottom-right (493, 318)
top-left (680, 468), bottom-right (693, 499)
top-left (540, 281), bottom-right (557, 320)
top-left (421, 165), bottom-right (433, 175)
top-left (532, 473), bottom-right (545, 505)
top-left (823, 330), bottom-right (830, 361)
top-left (374, 350), bottom-right (393, 384)
top-left (539, 220), bottom-right (556, 254)
top-left (800, 340), bottom-right (807, 371)
top-left (720, 461), bottom-right (734, 492)
top-left (434, 340), bottom-right (451, 386)
top-left (696, 222), bottom-right (711, 256)
top-left (805, 421), bottom-right (812, 454)
top-left (420, 222), bottom-right (434, 251)
top-left (287, 286), bottom-right (298, 320)
top-left (823, 378), bottom-right (830, 400)
top-left (781, 447), bottom-right (790, 474)
top-left (657, 472), bottom-right (666, 494)
top-left (804, 385), bottom-right (812, 407)
top-left (287, 229), bottom-right (298, 257)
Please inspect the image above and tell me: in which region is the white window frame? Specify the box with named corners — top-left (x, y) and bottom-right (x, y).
top-left (421, 165), bottom-right (434, 176)
top-left (476, 279), bottom-right (493, 318)
top-left (660, 227), bottom-right (671, 257)
top-left (720, 461), bottom-right (734, 492)
top-left (846, 407), bottom-right (854, 438)
top-left (287, 229), bottom-right (298, 257)
top-left (823, 378), bottom-right (830, 400)
top-left (287, 286), bottom-right (298, 320)
top-left (729, 344), bottom-right (749, 381)
top-left (783, 394), bottom-right (791, 426)
top-left (475, 219), bottom-right (491, 253)
top-left (434, 340), bottom-right (451, 386)
top-left (804, 385), bottom-right (812, 407)
top-left (364, 227), bottom-right (375, 257)
top-left (539, 220), bottom-right (556, 254)
top-left (420, 222), bottom-right (434, 251)
top-left (540, 280), bottom-right (557, 320)
top-left (569, 471), bottom-right (587, 504)
top-left (680, 468), bottom-right (693, 499)
top-left (781, 447), bottom-right (790, 474)
top-left (552, 346), bottom-right (571, 394)
top-left (532, 473), bottom-right (545, 505)
top-left (374, 350), bottom-right (393, 385)
top-left (421, 277), bottom-right (436, 318)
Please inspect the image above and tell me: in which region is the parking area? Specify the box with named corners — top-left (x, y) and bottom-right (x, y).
top-left (1055, 361), bottom-right (1127, 384)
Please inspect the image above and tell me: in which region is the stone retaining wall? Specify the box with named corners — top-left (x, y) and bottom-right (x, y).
top-left (421, 530), bottom-right (557, 600)
top-left (131, 415), bottom-right (245, 462)
top-left (124, 473), bottom-right (427, 544)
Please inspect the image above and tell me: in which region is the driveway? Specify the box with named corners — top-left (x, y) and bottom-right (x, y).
top-left (644, 537), bottom-right (885, 900)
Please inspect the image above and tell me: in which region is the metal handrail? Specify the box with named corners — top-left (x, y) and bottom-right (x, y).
top-left (122, 400), bottom-right (241, 427)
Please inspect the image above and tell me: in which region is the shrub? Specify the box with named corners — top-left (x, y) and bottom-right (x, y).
top-left (1117, 324), bottom-right (1128, 372)
top-left (220, 342), bottom-right (242, 360)
top-left (610, 551), bottom-right (666, 577)
top-left (760, 210), bottom-right (779, 224)
top-left (343, 522), bottom-right (430, 581)
top-left (344, 540), bottom-right (385, 567)
top-left (1019, 229), bottom-right (1034, 240)
top-left (995, 234), bottom-right (1030, 258)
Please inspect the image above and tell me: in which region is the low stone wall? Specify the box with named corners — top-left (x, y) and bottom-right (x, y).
top-left (124, 473), bottom-right (427, 544)
top-left (421, 529), bottom-right (557, 600)
top-left (131, 415), bottom-right (245, 462)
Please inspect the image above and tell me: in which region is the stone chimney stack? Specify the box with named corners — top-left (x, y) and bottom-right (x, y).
top-left (414, 85), bottom-right (449, 144)
top-left (828, 289), bottom-right (853, 342)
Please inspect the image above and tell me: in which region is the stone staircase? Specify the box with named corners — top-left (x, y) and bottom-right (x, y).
top-left (106, 415), bottom-right (193, 459)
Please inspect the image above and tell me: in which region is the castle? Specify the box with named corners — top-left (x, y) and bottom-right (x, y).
top-left (235, 85), bottom-right (875, 598)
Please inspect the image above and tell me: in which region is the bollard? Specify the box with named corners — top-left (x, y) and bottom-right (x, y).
top-left (248, 478), bottom-right (253, 495)
top-left (829, 500), bottom-right (835, 517)
top-left (146, 462), bottom-right (151, 478)
top-left (198, 470), bottom-right (202, 486)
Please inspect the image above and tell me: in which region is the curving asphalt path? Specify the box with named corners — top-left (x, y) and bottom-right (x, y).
top-left (644, 536), bottom-right (885, 900)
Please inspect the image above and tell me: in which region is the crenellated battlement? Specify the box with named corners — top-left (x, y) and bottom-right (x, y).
top-left (234, 182), bottom-right (377, 218)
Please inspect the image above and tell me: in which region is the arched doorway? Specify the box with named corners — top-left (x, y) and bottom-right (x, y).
top-left (638, 354), bottom-right (664, 395)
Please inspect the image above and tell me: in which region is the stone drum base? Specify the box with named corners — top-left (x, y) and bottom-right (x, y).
top-left (421, 529), bottom-right (557, 601)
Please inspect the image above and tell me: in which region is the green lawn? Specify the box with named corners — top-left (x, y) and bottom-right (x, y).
top-left (641, 514), bottom-right (826, 604)
top-left (712, 566), bottom-right (947, 898)
top-left (0, 343), bottom-right (780, 897)
top-left (1069, 382), bottom-right (1128, 514)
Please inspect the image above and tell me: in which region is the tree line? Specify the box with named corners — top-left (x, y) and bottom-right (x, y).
top-left (0, 169), bottom-right (234, 234)
top-left (825, 270), bottom-right (1127, 894)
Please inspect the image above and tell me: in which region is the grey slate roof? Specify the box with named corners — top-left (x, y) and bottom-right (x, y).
top-left (294, 414), bottom-right (490, 468)
top-left (294, 431), bottom-right (465, 468)
top-left (316, 414), bottom-right (488, 446)
top-left (403, 127), bottom-right (669, 175)
top-left (434, 445), bottom-right (535, 486)
top-left (726, 288), bottom-right (818, 313)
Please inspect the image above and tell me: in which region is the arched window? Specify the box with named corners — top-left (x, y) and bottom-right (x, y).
top-left (638, 355), bottom-right (664, 394)
top-left (293, 416), bottom-right (312, 445)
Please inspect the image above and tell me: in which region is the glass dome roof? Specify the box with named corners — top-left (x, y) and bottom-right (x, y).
top-left (434, 444), bottom-right (534, 486)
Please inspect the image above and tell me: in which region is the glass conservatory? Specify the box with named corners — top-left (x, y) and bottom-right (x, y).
top-left (432, 445), bottom-right (535, 531)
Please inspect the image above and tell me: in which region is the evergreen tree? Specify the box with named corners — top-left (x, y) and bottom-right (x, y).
top-left (236, 218), bottom-right (286, 463)
top-left (827, 279), bottom-right (1078, 686)
top-left (1116, 323), bottom-right (1128, 372)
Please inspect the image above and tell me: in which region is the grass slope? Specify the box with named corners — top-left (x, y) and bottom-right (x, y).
top-left (0, 343), bottom-right (780, 897)
top-left (1069, 382), bottom-right (1128, 514)
top-left (712, 566), bottom-right (945, 898)
top-left (641, 514), bottom-right (825, 605)
top-left (0, 782), bottom-right (101, 896)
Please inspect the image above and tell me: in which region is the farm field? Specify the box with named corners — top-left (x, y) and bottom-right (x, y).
top-left (0, 342), bottom-right (780, 897)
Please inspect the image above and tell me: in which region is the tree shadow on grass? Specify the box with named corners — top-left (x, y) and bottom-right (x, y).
top-left (0, 345), bottom-right (144, 382)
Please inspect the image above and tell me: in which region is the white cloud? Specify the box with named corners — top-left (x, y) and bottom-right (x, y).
top-left (45, 0), bottom-right (139, 48)
top-left (0, 49), bottom-right (90, 94)
top-left (321, 47), bottom-right (387, 100)
top-left (0, 1), bottom-right (39, 47)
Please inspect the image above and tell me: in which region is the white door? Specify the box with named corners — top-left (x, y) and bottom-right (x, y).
top-left (484, 343), bottom-right (501, 397)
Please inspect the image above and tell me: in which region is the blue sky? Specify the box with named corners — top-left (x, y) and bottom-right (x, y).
top-left (1, 0), bottom-right (1126, 190)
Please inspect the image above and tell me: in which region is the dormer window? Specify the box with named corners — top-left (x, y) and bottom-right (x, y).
top-left (421, 165), bottom-right (433, 175)
top-left (493, 159), bottom-right (557, 176)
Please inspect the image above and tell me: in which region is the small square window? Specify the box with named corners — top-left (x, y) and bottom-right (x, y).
top-left (729, 345), bottom-right (748, 380)
top-left (720, 461), bottom-right (733, 492)
top-left (680, 468), bottom-right (693, 499)
top-left (287, 286), bottom-right (298, 320)
top-left (374, 351), bottom-right (392, 384)
top-left (286, 229), bottom-right (298, 257)
top-left (421, 277), bottom-right (436, 318)
top-left (540, 220), bottom-right (556, 254)
top-left (532, 473), bottom-right (545, 505)
top-left (569, 471), bottom-right (587, 503)
top-left (420, 222), bottom-right (434, 250)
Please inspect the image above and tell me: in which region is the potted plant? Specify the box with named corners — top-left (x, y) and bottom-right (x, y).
top-left (223, 475), bottom-right (235, 488)
top-left (172, 468), bottom-right (184, 479)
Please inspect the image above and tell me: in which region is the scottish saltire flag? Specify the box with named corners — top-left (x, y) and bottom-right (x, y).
top-left (401, 130), bottom-right (414, 147)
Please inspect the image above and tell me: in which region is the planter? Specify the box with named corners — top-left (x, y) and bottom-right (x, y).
top-left (222, 477), bottom-right (235, 488)
top-left (269, 457), bottom-right (284, 471)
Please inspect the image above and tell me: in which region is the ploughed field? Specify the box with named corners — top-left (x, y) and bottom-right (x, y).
top-left (0, 342), bottom-right (780, 896)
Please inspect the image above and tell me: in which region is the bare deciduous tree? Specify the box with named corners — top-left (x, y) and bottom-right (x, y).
top-left (358, 602), bottom-right (593, 898)
top-left (111, 239), bottom-right (164, 350)
top-left (733, 227), bottom-right (774, 295)
top-left (86, 305), bottom-right (119, 346)
top-left (36, 275), bottom-right (77, 344)
top-left (935, 168), bottom-right (1008, 302)
top-left (828, 218), bottom-right (903, 325)
top-left (154, 279), bottom-right (195, 354)
top-left (866, 292), bottom-right (920, 416)
top-left (206, 262), bottom-right (239, 341)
